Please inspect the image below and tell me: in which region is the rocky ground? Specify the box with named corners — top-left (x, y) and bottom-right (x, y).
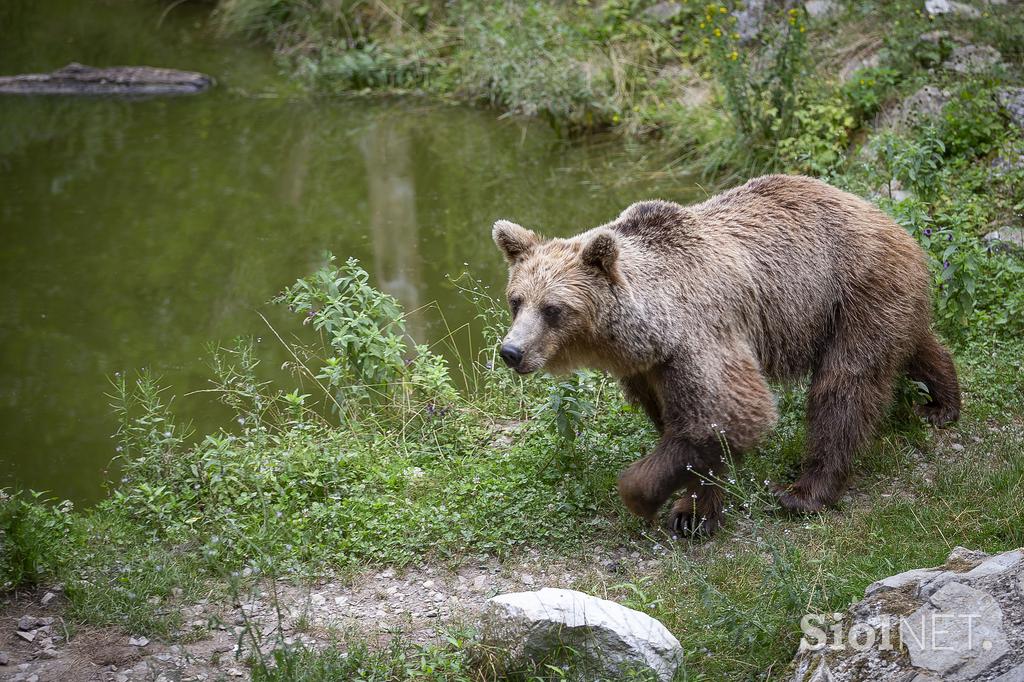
top-left (0, 545), bottom-right (669, 681)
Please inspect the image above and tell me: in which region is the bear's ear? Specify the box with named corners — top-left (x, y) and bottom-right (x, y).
top-left (580, 229), bottom-right (620, 281)
top-left (492, 220), bottom-right (539, 264)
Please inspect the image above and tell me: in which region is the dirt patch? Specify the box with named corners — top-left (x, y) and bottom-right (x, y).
top-left (0, 545), bottom-right (662, 681)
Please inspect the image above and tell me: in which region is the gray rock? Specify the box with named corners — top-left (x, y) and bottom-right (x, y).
top-left (789, 547), bottom-right (1024, 682)
top-left (925, 0), bottom-right (982, 17)
top-left (998, 87), bottom-right (1024, 129)
top-left (919, 30), bottom-right (952, 44)
top-left (865, 567), bottom-right (943, 596)
top-left (39, 593), bottom-right (56, 607)
top-left (481, 588), bottom-right (683, 681)
top-left (881, 86), bottom-right (952, 129)
top-left (0, 651), bottom-right (8, 665)
top-left (643, 1), bottom-right (682, 23)
top-left (805, 0), bottom-right (838, 19)
top-left (943, 44), bottom-right (1002, 74)
top-left (984, 227), bottom-right (1024, 253)
top-left (16, 617), bottom-right (35, 632)
top-left (734, 0), bottom-right (766, 43)
top-left (14, 631), bottom-right (34, 643)
top-left (902, 582), bottom-right (1008, 679)
top-left (840, 52), bottom-right (881, 82)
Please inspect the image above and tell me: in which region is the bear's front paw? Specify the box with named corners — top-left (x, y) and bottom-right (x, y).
top-left (772, 484), bottom-right (826, 514)
top-left (668, 492), bottom-right (724, 538)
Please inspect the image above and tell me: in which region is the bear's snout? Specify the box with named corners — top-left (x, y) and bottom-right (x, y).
top-left (499, 343), bottom-right (525, 370)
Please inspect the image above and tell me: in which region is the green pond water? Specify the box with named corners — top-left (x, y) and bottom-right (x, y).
top-left (0, 0), bottom-right (700, 504)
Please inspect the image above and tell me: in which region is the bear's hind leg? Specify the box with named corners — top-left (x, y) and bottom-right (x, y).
top-left (906, 331), bottom-right (961, 427)
top-left (777, 364), bottom-right (896, 513)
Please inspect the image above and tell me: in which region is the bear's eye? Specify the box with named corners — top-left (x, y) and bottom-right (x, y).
top-left (509, 297), bottom-right (523, 316)
top-left (542, 304), bottom-right (563, 324)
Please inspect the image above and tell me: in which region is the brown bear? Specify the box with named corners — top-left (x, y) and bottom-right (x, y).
top-left (492, 174), bottom-right (960, 535)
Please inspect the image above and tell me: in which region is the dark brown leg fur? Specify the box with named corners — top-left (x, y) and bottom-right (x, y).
top-left (618, 351), bottom-right (777, 536)
top-left (621, 374), bottom-right (664, 433)
top-left (617, 436), bottom-right (726, 531)
top-left (776, 362), bottom-right (896, 513)
top-left (668, 473), bottom-right (727, 536)
top-left (906, 331), bottom-right (961, 427)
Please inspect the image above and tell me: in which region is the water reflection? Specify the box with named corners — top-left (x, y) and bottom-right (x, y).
top-left (361, 118), bottom-right (423, 340)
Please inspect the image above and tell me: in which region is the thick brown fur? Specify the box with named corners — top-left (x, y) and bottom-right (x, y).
top-left (492, 175), bottom-right (961, 535)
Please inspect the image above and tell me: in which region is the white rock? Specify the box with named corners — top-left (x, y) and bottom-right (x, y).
top-left (984, 227), bottom-right (1024, 253)
top-left (925, 0), bottom-right (981, 17)
top-left (734, 0), bottom-right (766, 43)
top-left (643, 1), bottom-right (682, 23)
top-left (865, 567), bottom-right (943, 596)
top-left (127, 636), bottom-right (149, 647)
top-left (14, 631), bottom-right (34, 643)
top-left (481, 588), bottom-right (683, 681)
top-left (805, 0), bottom-right (837, 18)
top-left (40, 593), bottom-right (56, 606)
top-left (998, 87), bottom-right (1024, 128)
top-left (882, 86), bottom-right (951, 129)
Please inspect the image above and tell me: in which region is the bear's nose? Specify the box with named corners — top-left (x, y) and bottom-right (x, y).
top-left (499, 343), bottom-right (524, 368)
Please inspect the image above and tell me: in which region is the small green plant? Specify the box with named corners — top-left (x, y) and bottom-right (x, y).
top-left (535, 371), bottom-right (601, 445)
top-left (874, 126), bottom-right (946, 201)
top-left (0, 491), bottom-right (75, 590)
top-left (274, 254), bottom-right (456, 420)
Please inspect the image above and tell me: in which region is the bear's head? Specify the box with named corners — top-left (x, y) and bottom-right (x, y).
top-left (491, 219), bottom-right (622, 375)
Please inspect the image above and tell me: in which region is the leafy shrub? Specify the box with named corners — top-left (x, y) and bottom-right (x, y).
top-left (777, 96), bottom-right (853, 176)
top-left (842, 66), bottom-right (900, 122)
top-left (873, 126), bottom-right (946, 201)
top-left (701, 4), bottom-right (810, 148)
top-left (274, 254), bottom-right (456, 418)
top-left (0, 491), bottom-right (75, 590)
top-left (939, 87), bottom-right (1005, 159)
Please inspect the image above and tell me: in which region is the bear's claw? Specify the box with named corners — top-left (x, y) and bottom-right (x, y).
top-left (668, 495), bottom-right (723, 538)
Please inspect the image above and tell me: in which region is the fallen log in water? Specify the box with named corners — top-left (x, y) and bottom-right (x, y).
top-left (0, 62), bottom-right (213, 96)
